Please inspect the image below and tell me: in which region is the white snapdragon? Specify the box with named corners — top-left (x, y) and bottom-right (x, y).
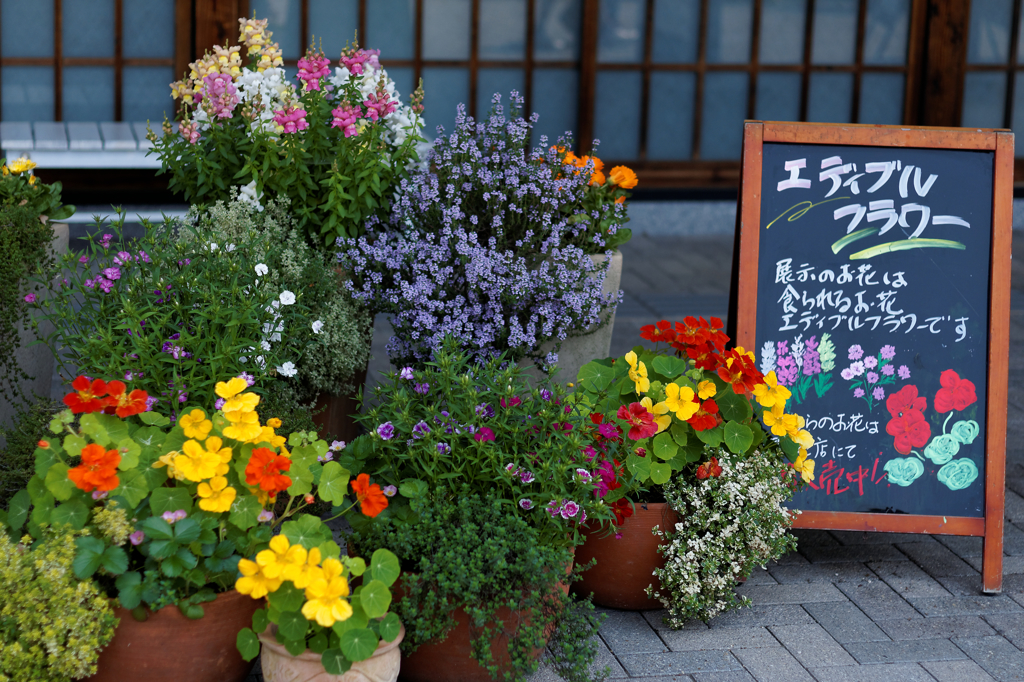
top-left (238, 180), bottom-right (265, 212)
top-left (312, 320), bottom-right (324, 334)
top-left (276, 361), bottom-right (297, 377)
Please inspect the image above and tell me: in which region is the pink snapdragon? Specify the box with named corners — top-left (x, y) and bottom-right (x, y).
top-left (274, 106), bottom-right (309, 134)
top-left (330, 103), bottom-right (362, 137)
top-left (339, 47), bottom-right (380, 76)
top-left (179, 121), bottom-right (200, 144)
top-left (296, 51), bottom-right (331, 91)
top-left (363, 91), bottom-right (397, 121)
top-left (203, 72), bottom-right (239, 119)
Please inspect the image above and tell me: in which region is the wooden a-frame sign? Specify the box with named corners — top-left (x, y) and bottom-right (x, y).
top-left (732, 121), bottom-right (1012, 593)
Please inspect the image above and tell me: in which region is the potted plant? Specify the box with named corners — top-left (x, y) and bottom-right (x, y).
top-left (339, 339), bottom-right (611, 681)
top-left (338, 92), bottom-right (636, 381)
top-left (571, 316), bottom-right (816, 611)
top-left (26, 200), bottom-right (365, 437)
top-left (0, 374), bottom-right (387, 681)
top-left (0, 158), bottom-right (74, 423)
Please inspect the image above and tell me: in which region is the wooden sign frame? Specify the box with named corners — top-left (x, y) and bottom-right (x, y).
top-left (734, 121), bottom-right (1013, 593)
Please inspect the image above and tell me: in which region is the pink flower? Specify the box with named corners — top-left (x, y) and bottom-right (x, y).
top-left (597, 422), bottom-right (621, 440)
top-left (202, 72), bottom-right (239, 119)
top-left (519, 498), bottom-right (534, 510)
top-left (91, 490), bottom-right (108, 501)
top-left (339, 47), bottom-right (380, 76)
top-left (363, 91), bottom-right (397, 121)
top-left (129, 530), bottom-right (144, 545)
top-left (274, 106), bottom-right (309, 134)
top-left (330, 102), bottom-right (362, 137)
top-left (296, 51), bottom-right (331, 91)
top-left (474, 427), bottom-right (495, 442)
top-left (257, 510), bottom-right (274, 523)
top-left (500, 396), bottom-right (522, 409)
top-left (560, 500), bottom-right (581, 520)
top-left (179, 121), bottom-right (200, 144)
top-left (382, 485), bottom-right (397, 497)
top-left (102, 267), bottom-right (121, 281)
top-left (23, 293), bottom-right (35, 303)
top-left (519, 470), bottom-right (535, 484)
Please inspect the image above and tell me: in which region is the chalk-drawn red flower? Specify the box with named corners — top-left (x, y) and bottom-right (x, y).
top-left (934, 369), bottom-right (977, 413)
top-left (886, 409), bottom-right (932, 455)
top-left (886, 384), bottom-right (927, 418)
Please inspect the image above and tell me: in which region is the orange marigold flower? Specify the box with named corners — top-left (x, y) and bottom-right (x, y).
top-left (351, 473), bottom-right (388, 518)
top-left (68, 443), bottom-right (121, 492)
top-left (639, 320), bottom-right (676, 344)
top-left (102, 380), bottom-right (150, 417)
top-left (244, 447), bottom-right (292, 498)
top-left (609, 165), bottom-right (638, 189)
top-left (63, 376), bottom-right (110, 414)
top-left (614, 195), bottom-right (626, 204)
top-left (590, 169), bottom-right (606, 186)
top-left (687, 398), bottom-right (720, 432)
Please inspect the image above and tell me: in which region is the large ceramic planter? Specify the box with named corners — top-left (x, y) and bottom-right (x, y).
top-left (86, 590), bottom-right (260, 682)
top-left (258, 623), bottom-right (404, 682)
top-left (530, 249), bottom-right (623, 385)
top-left (572, 502), bottom-right (678, 610)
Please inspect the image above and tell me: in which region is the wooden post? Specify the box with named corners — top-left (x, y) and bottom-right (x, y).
top-left (919, 0), bottom-right (971, 127)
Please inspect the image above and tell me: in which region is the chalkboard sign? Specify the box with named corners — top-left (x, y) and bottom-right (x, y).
top-left (733, 122), bottom-right (1013, 593)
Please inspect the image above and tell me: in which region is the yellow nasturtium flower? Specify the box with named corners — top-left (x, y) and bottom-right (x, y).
top-left (236, 558), bottom-right (282, 599)
top-left (301, 558), bottom-right (353, 627)
top-left (625, 351), bottom-right (650, 394)
top-left (641, 397), bottom-right (671, 433)
top-left (697, 380), bottom-right (717, 400)
top-left (174, 437), bottom-right (232, 482)
top-left (664, 383), bottom-right (699, 421)
top-left (223, 410), bottom-right (262, 442)
top-left (256, 535), bottom-right (308, 581)
top-left (152, 451), bottom-right (185, 480)
top-left (283, 546), bottom-right (323, 589)
top-left (794, 447), bottom-right (815, 483)
top-left (215, 377), bottom-right (249, 400)
top-left (751, 371), bottom-right (792, 410)
top-left (197, 476), bottom-right (237, 512)
top-left (179, 409), bottom-right (213, 440)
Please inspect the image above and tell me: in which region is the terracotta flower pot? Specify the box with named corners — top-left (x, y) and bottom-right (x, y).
top-left (86, 590), bottom-right (261, 682)
top-left (258, 623), bottom-right (405, 682)
top-left (572, 502), bottom-right (678, 610)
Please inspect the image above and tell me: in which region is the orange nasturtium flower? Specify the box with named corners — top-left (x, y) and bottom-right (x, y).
top-left (68, 443), bottom-right (121, 492)
top-left (351, 473), bottom-right (388, 517)
top-left (102, 380), bottom-right (149, 417)
top-left (245, 447), bottom-right (292, 498)
top-left (609, 165), bottom-right (638, 189)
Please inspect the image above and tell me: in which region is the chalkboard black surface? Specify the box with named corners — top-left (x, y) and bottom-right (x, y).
top-left (756, 143), bottom-right (992, 517)
top-left (734, 122), bottom-right (1013, 593)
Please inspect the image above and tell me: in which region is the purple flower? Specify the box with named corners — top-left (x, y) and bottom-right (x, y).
top-left (137, 250), bottom-right (151, 263)
top-left (519, 498), bottom-right (534, 510)
top-left (863, 356), bottom-right (878, 369)
top-left (898, 365), bottom-right (911, 379)
top-left (853, 388), bottom-right (866, 398)
top-left (546, 500), bottom-right (562, 518)
top-left (474, 427), bottom-right (495, 442)
top-left (145, 396), bottom-right (159, 411)
top-left (214, 398), bottom-right (226, 410)
top-left (776, 355), bottom-right (799, 386)
top-left (880, 345), bottom-right (896, 360)
top-left (597, 423), bottom-right (620, 440)
top-left (413, 382), bottom-right (430, 395)
top-left (412, 420), bottom-right (431, 439)
top-left (124, 371), bottom-right (134, 381)
top-left (178, 392), bottom-right (188, 404)
top-left (129, 530), bottom-right (144, 545)
top-left (519, 470), bottom-right (535, 484)
top-left (317, 452), bottom-right (334, 463)
top-left (848, 344), bottom-right (864, 360)
top-left (802, 335), bottom-right (821, 376)
top-left (102, 267), bottom-right (121, 281)
top-left (23, 293), bottom-right (35, 303)
top-left (92, 490), bottom-right (108, 501)
top-left (841, 368), bottom-right (854, 381)
top-left (377, 422), bottom-right (396, 440)
top-left (882, 364), bottom-right (895, 377)
top-left (113, 250), bottom-right (132, 265)
top-left (776, 340), bottom-right (789, 357)
top-left (575, 468), bottom-right (592, 480)
top-left (257, 510), bottom-right (274, 523)
top-left (382, 485), bottom-right (397, 497)
top-left (849, 361), bottom-right (865, 376)
top-left (872, 386), bottom-right (886, 401)
top-left (437, 442), bottom-right (451, 455)
top-left (399, 367), bottom-right (414, 380)
top-left (866, 372), bottom-right (879, 385)
top-left (540, 389), bottom-right (553, 401)
top-left (78, 255), bottom-right (89, 264)
top-left (329, 440), bottom-right (346, 451)
top-left (238, 372), bottom-right (256, 386)
top-left (475, 403), bottom-right (495, 419)
top-left (99, 233), bottom-right (113, 249)
top-left (97, 277), bottom-right (114, 293)
top-left (560, 500), bottom-right (581, 520)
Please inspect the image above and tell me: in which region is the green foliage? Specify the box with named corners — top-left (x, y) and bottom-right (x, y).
top-left (0, 398), bottom-right (63, 510)
top-left (354, 491), bottom-right (606, 682)
top-left (0, 524), bottom-right (117, 682)
top-left (0, 206), bottom-right (60, 405)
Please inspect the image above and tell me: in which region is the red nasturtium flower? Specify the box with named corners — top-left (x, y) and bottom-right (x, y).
top-left (886, 409), bottom-right (932, 455)
top-left (640, 320), bottom-right (676, 344)
top-left (886, 385), bottom-right (927, 417)
top-left (609, 498), bottom-right (634, 525)
top-left (616, 402), bottom-right (659, 441)
top-left (695, 457), bottom-right (723, 480)
top-left (685, 341), bottom-right (721, 372)
top-left (102, 380), bottom-right (150, 417)
top-left (63, 376), bottom-right (110, 414)
top-left (351, 473), bottom-right (388, 517)
top-left (672, 316), bottom-right (728, 352)
top-left (687, 398), bottom-right (720, 432)
top-left (717, 348), bottom-right (764, 396)
top-left (244, 447), bottom-right (293, 497)
top-left (934, 370), bottom-right (977, 413)
top-left (68, 443), bottom-right (121, 492)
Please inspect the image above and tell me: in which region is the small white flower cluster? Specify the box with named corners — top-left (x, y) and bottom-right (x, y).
top-left (648, 447), bottom-right (800, 627)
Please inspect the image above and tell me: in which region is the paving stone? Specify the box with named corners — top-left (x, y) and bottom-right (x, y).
top-left (692, 672), bottom-right (756, 682)
top-left (732, 647), bottom-right (816, 682)
top-left (734, 583), bottom-right (848, 606)
top-left (842, 638), bottom-right (969, 664)
top-left (660, 626), bottom-right (779, 652)
top-left (934, 574), bottom-right (1000, 596)
top-left (643, 609), bottom-right (709, 632)
top-left (799, 545), bottom-right (907, 564)
top-left (867, 560), bottom-right (952, 598)
top-left (772, 551), bottom-right (811, 565)
top-left (936, 534), bottom-right (983, 557)
top-left (597, 609), bottom-right (669, 654)
top-left (896, 541), bottom-right (981, 577)
top-left (769, 623), bottom-right (857, 668)
top-left (1003, 524), bottom-right (1024, 557)
top-left (767, 562), bottom-right (875, 585)
top-left (965, 555), bottom-right (1024, 574)
top-left (617, 651), bottom-right (742, 677)
top-left (836, 582), bottom-right (922, 621)
top-left (984, 613), bottom-right (1024, 651)
top-left (744, 567), bottom-right (778, 586)
top-left (793, 529), bottom-right (842, 547)
top-left (807, 663), bottom-right (935, 682)
top-left (706, 604), bottom-right (815, 629)
top-left (1004, 490), bottom-right (1024, 525)
top-left (528, 640), bottom-right (629, 680)
top-left (906, 594), bottom-right (1024, 617)
top-left (953, 635), bottom-right (1024, 680)
top-left (803, 602), bottom-right (890, 643)
top-left (877, 615), bottom-right (997, 640)
top-left (920, 659), bottom-right (997, 681)
top-left (829, 531), bottom-right (936, 546)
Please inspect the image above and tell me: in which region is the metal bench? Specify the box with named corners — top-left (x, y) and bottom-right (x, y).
top-left (0, 121), bottom-right (170, 169)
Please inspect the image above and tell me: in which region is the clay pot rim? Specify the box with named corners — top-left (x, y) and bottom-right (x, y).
top-left (257, 622), bottom-right (405, 662)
